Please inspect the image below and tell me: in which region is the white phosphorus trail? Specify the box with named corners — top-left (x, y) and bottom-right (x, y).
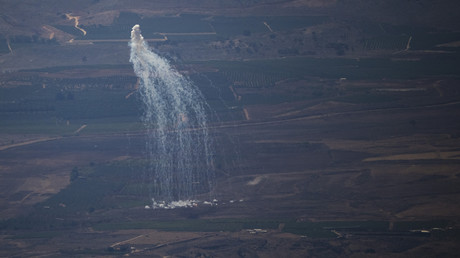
top-left (6, 38), bottom-right (13, 54)
top-left (129, 25), bottom-right (214, 205)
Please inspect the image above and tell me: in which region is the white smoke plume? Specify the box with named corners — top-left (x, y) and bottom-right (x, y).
top-left (129, 25), bottom-right (214, 203)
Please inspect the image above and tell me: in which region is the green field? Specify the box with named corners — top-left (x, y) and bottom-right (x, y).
top-left (91, 219), bottom-right (451, 239)
top-left (201, 56), bottom-right (460, 81)
top-left (63, 13), bottom-right (330, 41)
top-left (4, 53), bottom-right (459, 134)
top-left (363, 35), bottom-right (410, 50)
top-left (0, 62), bottom-right (242, 133)
top-left (0, 78), bottom-right (142, 134)
top-left (0, 37), bottom-right (10, 54)
top-left (0, 153), bottom-right (451, 238)
top-left (79, 13), bottom-right (213, 40)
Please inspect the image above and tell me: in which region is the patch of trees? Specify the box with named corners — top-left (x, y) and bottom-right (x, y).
top-left (70, 167), bottom-right (79, 182)
top-left (327, 43), bottom-right (349, 55)
top-left (278, 48), bottom-right (300, 56)
top-left (9, 35), bottom-right (57, 45)
top-left (55, 91), bottom-right (75, 101)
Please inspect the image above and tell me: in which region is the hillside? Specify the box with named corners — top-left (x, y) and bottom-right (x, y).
top-left (1, 1), bottom-right (460, 257)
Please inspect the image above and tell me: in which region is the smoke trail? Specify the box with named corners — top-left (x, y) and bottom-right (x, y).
top-left (129, 24), bottom-right (214, 203)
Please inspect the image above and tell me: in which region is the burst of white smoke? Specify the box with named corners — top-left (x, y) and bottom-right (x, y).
top-left (130, 24), bottom-right (144, 49)
top-left (128, 24), bottom-right (214, 204)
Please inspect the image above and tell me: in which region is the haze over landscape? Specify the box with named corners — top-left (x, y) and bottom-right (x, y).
top-left (1, 0), bottom-right (460, 257)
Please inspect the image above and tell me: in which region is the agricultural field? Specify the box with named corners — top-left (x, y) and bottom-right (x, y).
top-left (2, 57), bottom-right (460, 256)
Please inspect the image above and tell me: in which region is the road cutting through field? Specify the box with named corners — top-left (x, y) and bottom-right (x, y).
top-left (364, 150), bottom-right (460, 162)
top-left (0, 137), bottom-right (62, 151)
top-left (65, 14), bottom-right (87, 36)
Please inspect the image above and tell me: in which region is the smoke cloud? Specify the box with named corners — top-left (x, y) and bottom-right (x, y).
top-left (129, 25), bottom-right (214, 203)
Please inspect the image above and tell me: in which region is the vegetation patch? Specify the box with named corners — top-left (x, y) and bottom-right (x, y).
top-left (94, 218), bottom-right (281, 232)
top-left (336, 94), bottom-right (398, 104)
top-left (201, 56), bottom-right (460, 81)
top-left (6, 231), bottom-right (62, 239)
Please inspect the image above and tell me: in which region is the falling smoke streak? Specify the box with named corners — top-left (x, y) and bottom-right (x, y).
top-left (129, 24), bottom-right (214, 203)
